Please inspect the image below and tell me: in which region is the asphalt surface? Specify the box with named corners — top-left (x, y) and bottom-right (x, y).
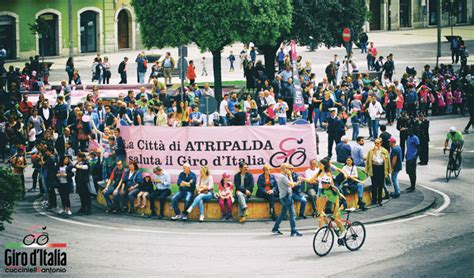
top-left (1, 115), bottom-right (473, 277)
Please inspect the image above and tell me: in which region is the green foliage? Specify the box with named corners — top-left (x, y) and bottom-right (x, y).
top-left (240, 0), bottom-right (293, 46)
top-left (28, 17), bottom-right (51, 37)
top-left (290, 0), bottom-right (368, 48)
top-left (0, 167), bottom-right (23, 231)
top-left (132, 0), bottom-right (192, 49)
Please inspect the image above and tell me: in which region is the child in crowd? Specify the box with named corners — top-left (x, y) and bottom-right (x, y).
top-left (136, 173), bottom-right (153, 209)
top-left (453, 89), bottom-right (462, 114)
top-left (218, 173), bottom-right (234, 221)
top-left (445, 88), bottom-right (453, 114)
top-left (437, 90), bottom-right (446, 115)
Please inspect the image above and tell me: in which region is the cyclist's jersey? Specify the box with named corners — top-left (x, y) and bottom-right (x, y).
top-left (447, 131), bottom-right (464, 144)
top-left (321, 186), bottom-right (344, 217)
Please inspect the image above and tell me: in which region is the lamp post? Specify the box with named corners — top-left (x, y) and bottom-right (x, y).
top-left (436, 0), bottom-right (441, 67)
top-left (68, 0), bottom-right (74, 57)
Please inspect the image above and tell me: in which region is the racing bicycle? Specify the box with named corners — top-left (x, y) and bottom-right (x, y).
top-left (312, 208), bottom-right (366, 257)
top-left (444, 148), bottom-right (462, 182)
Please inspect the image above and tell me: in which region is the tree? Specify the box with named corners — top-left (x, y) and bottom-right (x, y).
top-left (240, 0), bottom-right (293, 79)
top-left (0, 167), bottom-right (23, 231)
top-left (132, 0), bottom-right (192, 49)
top-left (256, 0), bottom-right (368, 79)
top-left (191, 1), bottom-right (245, 103)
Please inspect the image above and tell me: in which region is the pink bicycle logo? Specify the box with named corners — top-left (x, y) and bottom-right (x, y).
top-left (269, 138), bottom-right (306, 168)
top-left (23, 225), bottom-right (49, 246)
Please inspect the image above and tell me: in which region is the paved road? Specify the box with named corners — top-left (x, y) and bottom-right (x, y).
top-left (1, 115), bottom-right (473, 276)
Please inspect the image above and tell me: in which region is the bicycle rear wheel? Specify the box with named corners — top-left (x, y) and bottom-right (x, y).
top-left (344, 221), bottom-right (366, 251)
top-left (313, 226), bottom-right (334, 257)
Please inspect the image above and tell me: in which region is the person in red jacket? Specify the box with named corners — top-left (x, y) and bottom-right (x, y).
top-left (187, 60), bottom-right (196, 86)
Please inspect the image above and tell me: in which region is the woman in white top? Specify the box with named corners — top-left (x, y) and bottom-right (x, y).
top-left (143, 106), bottom-right (155, 126)
top-left (155, 106), bottom-right (168, 126)
top-left (186, 166), bottom-right (214, 222)
top-left (340, 156), bottom-right (366, 211)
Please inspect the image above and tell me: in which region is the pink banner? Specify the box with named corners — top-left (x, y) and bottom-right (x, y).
top-left (121, 125), bottom-right (317, 180)
top-left (290, 40), bottom-right (305, 112)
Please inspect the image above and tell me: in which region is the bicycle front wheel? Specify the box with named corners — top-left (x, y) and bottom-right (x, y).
top-left (454, 157), bottom-right (462, 178)
top-left (313, 226), bottom-right (334, 257)
top-left (344, 221), bottom-right (366, 251)
top-left (446, 163), bottom-right (452, 182)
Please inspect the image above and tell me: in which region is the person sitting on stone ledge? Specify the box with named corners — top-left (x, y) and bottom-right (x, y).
top-left (186, 166), bottom-right (214, 222)
top-left (171, 163), bottom-right (196, 221)
top-left (148, 166), bottom-right (171, 219)
top-left (234, 162), bottom-right (254, 223)
top-left (256, 164), bottom-right (278, 221)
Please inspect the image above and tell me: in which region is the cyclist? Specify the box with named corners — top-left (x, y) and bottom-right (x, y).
top-left (444, 126), bottom-right (464, 169)
top-left (317, 176), bottom-right (346, 239)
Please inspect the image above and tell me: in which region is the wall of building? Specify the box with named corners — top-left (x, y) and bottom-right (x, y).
top-left (368, 0), bottom-right (473, 31)
top-left (0, 0), bottom-right (142, 60)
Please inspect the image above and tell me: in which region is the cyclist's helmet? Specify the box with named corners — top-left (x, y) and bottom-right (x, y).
top-left (450, 126), bottom-right (456, 132)
top-left (321, 176), bottom-right (332, 184)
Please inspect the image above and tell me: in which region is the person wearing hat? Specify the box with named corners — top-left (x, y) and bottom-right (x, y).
top-left (389, 137), bottom-right (402, 198)
top-left (218, 172), bottom-right (234, 221)
top-left (324, 107), bottom-right (346, 158)
top-left (136, 173), bottom-right (154, 210)
top-left (414, 112), bottom-right (430, 165)
top-left (148, 166), bottom-right (171, 219)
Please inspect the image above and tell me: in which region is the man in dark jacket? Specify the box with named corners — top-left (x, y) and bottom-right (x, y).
top-left (234, 162), bottom-right (254, 223)
top-left (44, 146), bottom-right (58, 210)
top-left (118, 57), bottom-right (128, 84)
top-left (413, 112), bottom-right (430, 165)
top-left (396, 111), bottom-right (414, 161)
top-left (74, 152), bottom-right (91, 214)
top-left (325, 108), bottom-right (346, 158)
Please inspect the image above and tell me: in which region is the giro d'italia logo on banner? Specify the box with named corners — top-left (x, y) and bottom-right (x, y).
top-left (3, 225), bottom-right (68, 274)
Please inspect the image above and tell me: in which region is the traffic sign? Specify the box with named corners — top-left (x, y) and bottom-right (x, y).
top-left (342, 28), bottom-right (351, 43)
top-left (198, 95), bottom-right (217, 115)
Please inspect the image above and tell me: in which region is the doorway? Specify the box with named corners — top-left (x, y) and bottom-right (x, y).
top-left (117, 10), bottom-right (130, 49)
top-left (399, 0), bottom-right (411, 27)
top-left (429, 0), bottom-right (437, 25)
top-left (0, 15), bottom-right (16, 59)
top-left (80, 11), bottom-right (98, 53)
top-left (38, 13), bottom-right (58, 56)
top-left (369, 0), bottom-right (381, 30)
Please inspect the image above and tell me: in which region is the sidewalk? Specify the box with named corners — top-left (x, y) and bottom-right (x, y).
top-left (5, 26), bottom-right (473, 87)
top-left (19, 160), bottom-right (436, 232)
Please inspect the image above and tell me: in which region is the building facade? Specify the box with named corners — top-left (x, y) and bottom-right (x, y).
top-left (367, 0), bottom-right (473, 31)
top-left (0, 0), bottom-right (143, 60)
